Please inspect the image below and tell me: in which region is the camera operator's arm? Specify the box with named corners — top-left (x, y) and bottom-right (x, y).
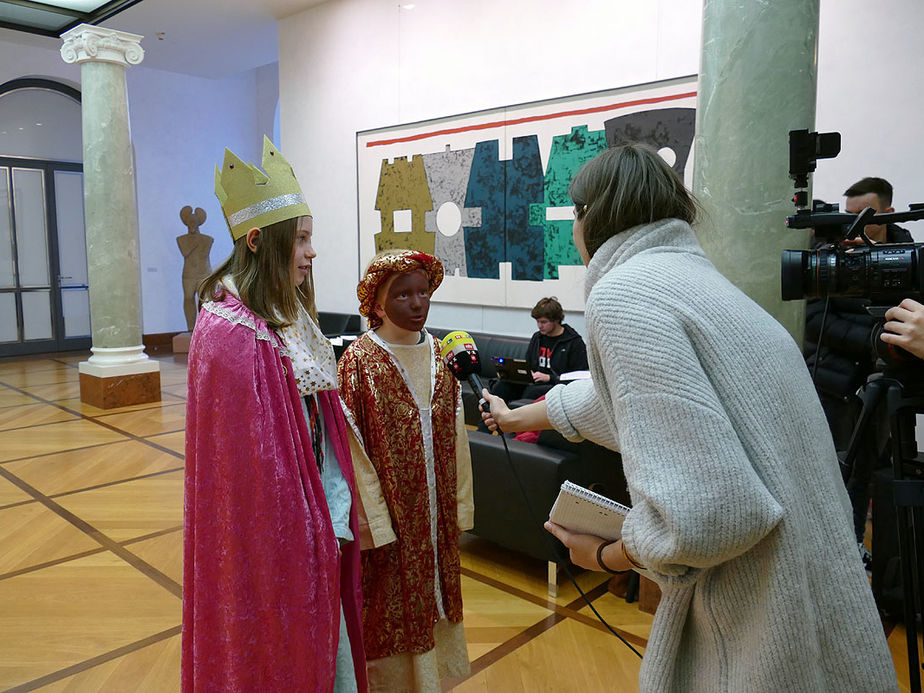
top-left (881, 298), bottom-right (924, 359)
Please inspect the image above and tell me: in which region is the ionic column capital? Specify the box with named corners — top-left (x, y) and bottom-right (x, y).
top-left (61, 24), bottom-right (144, 68)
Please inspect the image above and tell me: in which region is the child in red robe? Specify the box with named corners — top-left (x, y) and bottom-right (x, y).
top-left (338, 249), bottom-right (473, 692)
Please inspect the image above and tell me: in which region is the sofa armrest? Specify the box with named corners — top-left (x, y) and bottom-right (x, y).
top-left (467, 430), bottom-right (580, 563)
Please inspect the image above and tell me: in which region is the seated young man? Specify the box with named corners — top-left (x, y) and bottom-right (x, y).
top-left (491, 297), bottom-right (588, 405)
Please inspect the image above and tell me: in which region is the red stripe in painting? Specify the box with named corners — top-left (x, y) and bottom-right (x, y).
top-left (365, 91), bottom-right (697, 148)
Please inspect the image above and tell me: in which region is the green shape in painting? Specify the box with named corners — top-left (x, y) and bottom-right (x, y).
top-left (536, 125), bottom-right (607, 278)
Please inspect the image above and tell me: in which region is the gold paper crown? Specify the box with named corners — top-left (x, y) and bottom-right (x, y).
top-left (214, 135), bottom-right (311, 241)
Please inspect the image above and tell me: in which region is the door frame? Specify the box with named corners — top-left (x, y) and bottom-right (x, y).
top-left (0, 157), bottom-right (89, 357)
top-left (0, 78), bottom-right (87, 358)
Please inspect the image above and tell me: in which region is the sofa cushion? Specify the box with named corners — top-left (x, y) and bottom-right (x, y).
top-left (466, 429), bottom-right (628, 563)
top-left (467, 430), bottom-right (576, 562)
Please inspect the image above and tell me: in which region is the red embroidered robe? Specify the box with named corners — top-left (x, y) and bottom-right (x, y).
top-left (337, 332), bottom-right (463, 659)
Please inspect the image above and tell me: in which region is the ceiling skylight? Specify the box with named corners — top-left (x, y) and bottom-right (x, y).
top-left (0, 0), bottom-right (143, 38)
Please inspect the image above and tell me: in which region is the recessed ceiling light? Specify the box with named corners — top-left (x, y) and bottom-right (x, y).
top-left (401, 4), bottom-right (415, 9)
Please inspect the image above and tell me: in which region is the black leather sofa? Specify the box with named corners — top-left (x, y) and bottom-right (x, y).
top-left (466, 428), bottom-right (628, 596)
top-left (318, 311), bottom-right (362, 337)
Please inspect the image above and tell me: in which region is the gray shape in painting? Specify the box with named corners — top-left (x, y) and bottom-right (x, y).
top-left (604, 107), bottom-right (696, 178)
top-left (423, 144), bottom-right (476, 277)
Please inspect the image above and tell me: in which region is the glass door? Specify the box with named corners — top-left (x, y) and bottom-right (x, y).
top-left (0, 158), bottom-right (89, 356)
top-left (52, 168), bottom-right (91, 345)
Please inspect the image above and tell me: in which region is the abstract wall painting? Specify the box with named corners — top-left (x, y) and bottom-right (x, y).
top-left (356, 75), bottom-right (697, 310)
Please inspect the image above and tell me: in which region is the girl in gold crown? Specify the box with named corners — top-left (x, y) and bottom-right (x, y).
top-left (183, 138), bottom-right (366, 692)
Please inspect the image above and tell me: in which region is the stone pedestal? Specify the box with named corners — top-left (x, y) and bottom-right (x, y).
top-left (61, 25), bottom-right (160, 407)
top-left (78, 345), bottom-right (160, 409)
top-left (692, 1), bottom-right (819, 343)
top-left (80, 371), bottom-right (161, 409)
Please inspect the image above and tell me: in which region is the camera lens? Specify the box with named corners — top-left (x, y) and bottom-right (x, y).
top-left (781, 248), bottom-right (838, 300)
top-left (781, 250), bottom-right (809, 300)
top-left (781, 244), bottom-right (923, 302)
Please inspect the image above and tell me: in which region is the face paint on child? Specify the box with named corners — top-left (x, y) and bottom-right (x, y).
top-left (378, 269), bottom-right (431, 332)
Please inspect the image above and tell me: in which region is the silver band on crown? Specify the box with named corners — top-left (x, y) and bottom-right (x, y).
top-left (227, 193), bottom-right (307, 227)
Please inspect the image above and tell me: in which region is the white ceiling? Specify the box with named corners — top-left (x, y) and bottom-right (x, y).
top-left (0, 0), bottom-right (329, 79)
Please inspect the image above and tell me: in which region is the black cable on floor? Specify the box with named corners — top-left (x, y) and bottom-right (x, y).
top-left (493, 429), bottom-right (643, 659)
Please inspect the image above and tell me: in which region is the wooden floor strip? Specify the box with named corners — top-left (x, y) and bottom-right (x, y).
top-left (460, 565), bottom-right (563, 611)
top-left (0, 440), bottom-right (129, 467)
top-left (564, 578), bottom-right (611, 610)
top-left (4, 625), bottom-right (182, 693)
top-left (57, 413), bottom-right (185, 460)
top-left (441, 613), bottom-right (565, 691)
top-left (0, 465), bottom-right (182, 599)
top-left (0, 498), bottom-right (36, 512)
top-left (0, 545), bottom-right (109, 582)
top-left (459, 565), bottom-right (646, 648)
top-left (0, 382), bottom-right (185, 461)
top-left (49, 466), bottom-right (186, 499)
top-left (121, 524), bottom-right (184, 546)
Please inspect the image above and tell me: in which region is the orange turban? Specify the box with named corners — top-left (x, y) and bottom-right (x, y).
top-left (357, 249), bottom-right (444, 329)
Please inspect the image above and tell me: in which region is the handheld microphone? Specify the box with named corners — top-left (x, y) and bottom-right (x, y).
top-left (440, 330), bottom-right (489, 411)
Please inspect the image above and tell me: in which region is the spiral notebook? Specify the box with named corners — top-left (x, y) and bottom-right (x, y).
top-left (548, 480), bottom-right (630, 541)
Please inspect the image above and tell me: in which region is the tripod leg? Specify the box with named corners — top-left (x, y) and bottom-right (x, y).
top-left (896, 502), bottom-right (921, 691)
top-left (913, 506), bottom-right (924, 687)
top-left (841, 380), bottom-right (887, 483)
top-left (888, 395), bottom-right (923, 692)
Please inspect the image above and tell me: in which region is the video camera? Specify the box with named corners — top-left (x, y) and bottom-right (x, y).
top-left (780, 129), bottom-right (924, 307)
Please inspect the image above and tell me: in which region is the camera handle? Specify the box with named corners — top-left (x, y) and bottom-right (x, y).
top-left (841, 372), bottom-right (924, 692)
top-left (843, 206), bottom-right (877, 245)
top-left (785, 203), bottom-right (924, 231)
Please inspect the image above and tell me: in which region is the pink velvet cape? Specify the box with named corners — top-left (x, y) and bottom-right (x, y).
top-left (182, 292), bottom-right (366, 692)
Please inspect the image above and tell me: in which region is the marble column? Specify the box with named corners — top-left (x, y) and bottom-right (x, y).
top-left (692, 0), bottom-right (819, 343)
top-left (61, 25), bottom-right (160, 408)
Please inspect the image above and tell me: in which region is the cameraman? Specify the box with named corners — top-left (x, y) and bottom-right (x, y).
top-left (841, 176), bottom-right (902, 244)
top-left (804, 177), bottom-right (912, 568)
top-left (881, 298), bottom-right (924, 359)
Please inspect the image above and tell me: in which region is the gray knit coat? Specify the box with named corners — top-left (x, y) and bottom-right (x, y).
top-left (545, 219), bottom-right (897, 692)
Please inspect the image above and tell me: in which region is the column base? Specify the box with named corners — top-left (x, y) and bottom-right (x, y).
top-left (79, 370), bottom-right (161, 409)
top-left (78, 345), bottom-right (161, 409)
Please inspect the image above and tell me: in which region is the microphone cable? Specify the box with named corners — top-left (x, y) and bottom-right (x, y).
top-left (483, 401), bottom-right (643, 659)
top-left (440, 329), bottom-right (642, 657)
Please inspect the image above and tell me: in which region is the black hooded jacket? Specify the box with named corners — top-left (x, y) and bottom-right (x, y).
top-left (525, 323), bottom-right (588, 385)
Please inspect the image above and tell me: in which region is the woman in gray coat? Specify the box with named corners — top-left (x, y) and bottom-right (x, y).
top-left (482, 144), bottom-right (897, 692)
